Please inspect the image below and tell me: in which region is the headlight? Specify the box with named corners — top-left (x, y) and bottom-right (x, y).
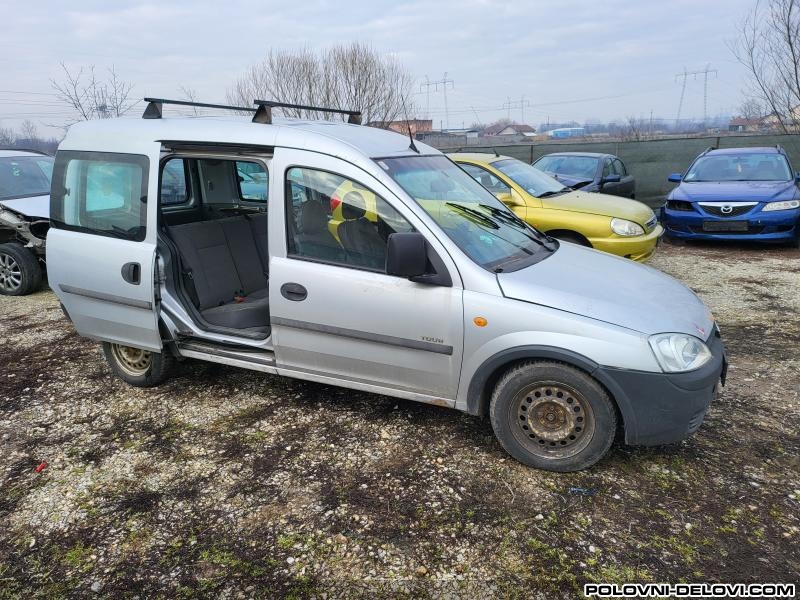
top-left (610, 218), bottom-right (645, 236)
top-left (649, 333), bottom-right (712, 373)
top-left (762, 199), bottom-right (800, 211)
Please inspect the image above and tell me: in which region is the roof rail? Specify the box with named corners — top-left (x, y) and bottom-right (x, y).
top-left (776, 143), bottom-right (785, 154)
top-left (142, 97), bottom-right (254, 119)
top-left (252, 99), bottom-right (361, 125)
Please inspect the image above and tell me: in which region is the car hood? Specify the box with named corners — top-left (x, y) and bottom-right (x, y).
top-left (670, 180), bottom-right (798, 202)
top-left (0, 194), bottom-right (50, 219)
top-left (497, 243), bottom-right (714, 337)
top-left (539, 190), bottom-right (653, 224)
top-left (549, 173), bottom-right (594, 189)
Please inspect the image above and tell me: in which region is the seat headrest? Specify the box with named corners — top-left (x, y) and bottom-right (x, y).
top-left (300, 201), bottom-right (329, 233)
top-left (342, 191), bottom-right (367, 220)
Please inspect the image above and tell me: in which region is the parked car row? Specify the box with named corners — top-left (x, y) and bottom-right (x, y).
top-left (530, 145), bottom-right (800, 247)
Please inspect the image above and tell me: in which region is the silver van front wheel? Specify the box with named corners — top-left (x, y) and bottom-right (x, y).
top-left (102, 342), bottom-right (174, 387)
top-left (489, 361), bottom-right (617, 472)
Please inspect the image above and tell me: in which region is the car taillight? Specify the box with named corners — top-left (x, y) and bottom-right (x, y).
top-left (330, 196), bottom-right (342, 211)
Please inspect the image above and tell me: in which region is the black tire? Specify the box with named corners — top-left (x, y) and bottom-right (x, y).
top-left (489, 361), bottom-right (617, 472)
top-left (549, 232), bottom-right (590, 247)
top-left (0, 243), bottom-right (42, 296)
top-left (101, 342), bottom-right (174, 387)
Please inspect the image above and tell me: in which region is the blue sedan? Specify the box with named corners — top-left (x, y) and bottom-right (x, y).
top-left (663, 146), bottom-right (800, 247)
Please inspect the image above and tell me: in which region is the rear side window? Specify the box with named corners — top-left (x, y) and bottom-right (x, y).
top-left (51, 151), bottom-right (149, 242)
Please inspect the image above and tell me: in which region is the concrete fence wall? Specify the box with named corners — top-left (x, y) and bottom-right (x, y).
top-left (438, 133), bottom-right (800, 208)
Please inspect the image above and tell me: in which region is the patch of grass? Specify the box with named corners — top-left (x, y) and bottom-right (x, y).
top-left (62, 541), bottom-right (94, 573)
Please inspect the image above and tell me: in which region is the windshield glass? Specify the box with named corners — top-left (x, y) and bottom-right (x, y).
top-left (492, 158), bottom-right (568, 197)
top-left (0, 156), bottom-right (54, 200)
top-left (378, 155), bottom-right (556, 272)
top-left (684, 153), bottom-right (792, 182)
top-left (533, 155), bottom-right (598, 180)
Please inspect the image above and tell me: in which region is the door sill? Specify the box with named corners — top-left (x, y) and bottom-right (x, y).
top-left (176, 339), bottom-right (277, 373)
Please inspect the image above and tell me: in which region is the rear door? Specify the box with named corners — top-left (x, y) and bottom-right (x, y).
top-left (269, 148), bottom-right (464, 401)
top-left (48, 149), bottom-right (162, 351)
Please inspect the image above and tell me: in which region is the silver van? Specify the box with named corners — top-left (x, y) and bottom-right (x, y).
top-left (47, 99), bottom-right (726, 471)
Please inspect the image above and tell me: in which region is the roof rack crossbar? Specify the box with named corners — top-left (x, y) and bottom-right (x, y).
top-left (252, 99), bottom-right (361, 125)
top-left (142, 97), bottom-right (255, 119)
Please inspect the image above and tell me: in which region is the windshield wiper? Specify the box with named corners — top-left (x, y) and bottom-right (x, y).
top-left (445, 202), bottom-right (500, 229)
top-left (537, 188), bottom-right (570, 198)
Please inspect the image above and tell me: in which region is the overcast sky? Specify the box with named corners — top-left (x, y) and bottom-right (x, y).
top-left (1, 0), bottom-right (756, 137)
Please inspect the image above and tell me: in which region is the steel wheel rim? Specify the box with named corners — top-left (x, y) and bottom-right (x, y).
top-left (0, 253), bottom-right (22, 292)
top-left (110, 344), bottom-right (152, 377)
top-left (510, 382), bottom-right (595, 459)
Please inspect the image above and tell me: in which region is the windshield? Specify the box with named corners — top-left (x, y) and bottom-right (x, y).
top-left (0, 156), bottom-right (54, 200)
top-left (684, 153), bottom-right (792, 182)
top-left (378, 155), bottom-right (556, 272)
top-left (493, 158), bottom-right (569, 197)
top-left (533, 155), bottom-right (598, 180)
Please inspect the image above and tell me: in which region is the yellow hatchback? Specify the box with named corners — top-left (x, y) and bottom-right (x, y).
top-left (449, 153), bottom-right (663, 261)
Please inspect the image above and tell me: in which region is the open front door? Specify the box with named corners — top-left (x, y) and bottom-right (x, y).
top-left (48, 149), bottom-right (162, 351)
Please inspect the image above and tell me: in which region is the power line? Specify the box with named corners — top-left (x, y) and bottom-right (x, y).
top-left (675, 65), bottom-right (717, 125)
top-left (420, 73), bottom-right (454, 128)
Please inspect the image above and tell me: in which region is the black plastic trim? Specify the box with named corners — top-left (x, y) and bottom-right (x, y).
top-left (272, 316), bottom-right (453, 355)
top-left (59, 284), bottom-right (152, 310)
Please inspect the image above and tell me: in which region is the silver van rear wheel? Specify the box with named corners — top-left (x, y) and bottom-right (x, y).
top-left (102, 342), bottom-right (174, 387)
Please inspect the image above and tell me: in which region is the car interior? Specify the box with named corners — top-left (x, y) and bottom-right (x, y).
top-left (159, 156), bottom-right (272, 337)
top-left (158, 156), bottom-right (410, 339)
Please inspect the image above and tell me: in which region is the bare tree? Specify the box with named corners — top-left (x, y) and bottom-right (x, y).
top-left (227, 43), bottom-right (414, 125)
top-left (738, 98), bottom-right (766, 120)
top-left (0, 126), bottom-right (15, 146)
top-left (730, 0), bottom-right (800, 132)
top-left (620, 115), bottom-right (646, 141)
top-left (179, 85), bottom-right (201, 115)
top-left (51, 63), bottom-right (135, 123)
top-left (20, 120), bottom-right (38, 141)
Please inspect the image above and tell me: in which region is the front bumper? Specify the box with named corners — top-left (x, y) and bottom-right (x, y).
top-left (590, 224), bottom-right (664, 262)
top-left (594, 331), bottom-right (726, 446)
top-left (664, 207), bottom-right (800, 242)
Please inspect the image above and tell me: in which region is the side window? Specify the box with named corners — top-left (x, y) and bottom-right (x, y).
top-left (51, 151), bottom-right (148, 242)
top-left (160, 158), bottom-right (190, 206)
top-left (613, 159), bottom-right (627, 176)
top-left (460, 163), bottom-right (511, 194)
top-left (602, 159), bottom-right (613, 178)
top-left (285, 167), bottom-right (412, 272)
top-left (236, 160), bottom-right (268, 201)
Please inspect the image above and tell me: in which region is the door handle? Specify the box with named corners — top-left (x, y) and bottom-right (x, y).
top-left (121, 262), bottom-right (141, 285)
top-left (280, 282), bottom-right (307, 301)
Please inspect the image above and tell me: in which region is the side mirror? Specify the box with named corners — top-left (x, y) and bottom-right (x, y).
top-left (601, 174), bottom-right (621, 184)
top-left (496, 189), bottom-right (525, 206)
top-left (386, 232), bottom-right (428, 279)
top-left (668, 173), bottom-right (683, 183)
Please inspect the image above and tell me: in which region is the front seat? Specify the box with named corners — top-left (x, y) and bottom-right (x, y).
top-left (296, 201), bottom-right (343, 262)
top-left (337, 191), bottom-right (386, 270)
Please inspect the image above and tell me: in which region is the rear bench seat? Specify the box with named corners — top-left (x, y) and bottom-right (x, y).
top-left (169, 214), bottom-right (270, 330)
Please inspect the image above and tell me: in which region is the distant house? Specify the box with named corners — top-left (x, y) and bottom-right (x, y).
top-left (728, 117), bottom-right (764, 132)
top-left (368, 119), bottom-right (433, 135)
top-left (483, 123), bottom-right (537, 137)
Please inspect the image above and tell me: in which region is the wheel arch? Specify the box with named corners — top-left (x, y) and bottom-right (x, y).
top-left (465, 345), bottom-right (633, 435)
top-left (544, 229), bottom-right (592, 247)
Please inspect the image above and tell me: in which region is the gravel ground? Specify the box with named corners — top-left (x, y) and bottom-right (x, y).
top-left (1, 240), bottom-right (799, 598)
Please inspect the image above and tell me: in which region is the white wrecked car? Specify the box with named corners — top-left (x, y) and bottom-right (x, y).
top-left (0, 149), bottom-right (52, 295)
